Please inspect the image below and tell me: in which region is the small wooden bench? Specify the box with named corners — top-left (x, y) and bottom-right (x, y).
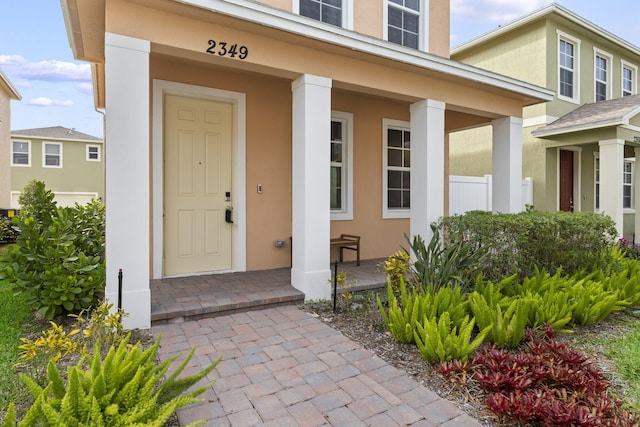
top-left (330, 234), bottom-right (360, 266)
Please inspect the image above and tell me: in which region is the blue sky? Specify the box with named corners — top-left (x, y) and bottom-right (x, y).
top-left (2, 1), bottom-right (640, 139)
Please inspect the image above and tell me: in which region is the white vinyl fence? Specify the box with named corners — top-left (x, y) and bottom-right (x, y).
top-left (449, 175), bottom-right (533, 215)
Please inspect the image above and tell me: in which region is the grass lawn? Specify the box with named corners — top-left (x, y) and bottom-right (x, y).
top-left (599, 313), bottom-right (640, 409)
top-left (0, 277), bottom-right (31, 415)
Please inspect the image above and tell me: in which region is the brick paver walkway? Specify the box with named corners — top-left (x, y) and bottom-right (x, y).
top-left (152, 305), bottom-right (481, 426)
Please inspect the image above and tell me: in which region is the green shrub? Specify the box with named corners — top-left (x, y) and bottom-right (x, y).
top-left (17, 180), bottom-right (57, 230)
top-left (0, 182), bottom-right (105, 319)
top-left (5, 334), bottom-right (221, 426)
top-left (377, 279), bottom-right (470, 345)
top-left (414, 312), bottom-right (491, 363)
top-left (404, 223), bottom-right (487, 293)
top-left (440, 210), bottom-right (617, 280)
top-left (377, 278), bottom-right (422, 344)
top-left (570, 276), bottom-right (620, 325)
top-left (468, 293), bottom-right (528, 348)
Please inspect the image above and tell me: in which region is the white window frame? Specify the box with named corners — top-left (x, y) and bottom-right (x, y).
top-left (623, 158), bottom-right (634, 212)
top-left (86, 144), bottom-right (101, 162)
top-left (594, 154), bottom-right (634, 213)
top-left (330, 111), bottom-right (354, 221)
top-left (594, 154), bottom-right (600, 212)
top-left (42, 142), bottom-right (63, 168)
top-left (293, 0), bottom-right (354, 30)
top-left (383, 0), bottom-right (429, 51)
top-left (621, 60), bottom-right (637, 97)
top-left (594, 48), bottom-right (613, 102)
top-left (11, 139), bottom-right (31, 167)
top-left (557, 30), bottom-right (580, 104)
top-left (382, 118), bottom-right (411, 219)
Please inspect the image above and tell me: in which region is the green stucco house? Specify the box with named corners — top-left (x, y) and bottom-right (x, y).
top-left (10, 126), bottom-right (104, 207)
top-left (449, 3), bottom-right (640, 240)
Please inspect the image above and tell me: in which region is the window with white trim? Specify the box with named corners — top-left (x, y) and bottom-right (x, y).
top-left (594, 156), bottom-right (634, 211)
top-left (624, 160), bottom-right (633, 209)
top-left (386, 0), bottom-right (424, 50)
top-left (594, 49), bottom-right (612, 102)
top-left (295, 0), bottom-right (352, 29)
top-left (330, 111), bottom-right (353, 220)
top-left (622, 61), bottom-right (637, 97)
top-left (43, 142), bottom-right (62, 168)
top-left (595, 156), bottom-right (600, 210)
top-left (86, 144), bottom-right (101, 161)
top-left (383, 119), bottom-right (410, 218)
top-left (557, 31), bottom-right (580, 103)
top-left (11, 140), bottom-right (30, 166)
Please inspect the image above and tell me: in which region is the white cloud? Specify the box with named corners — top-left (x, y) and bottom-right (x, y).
top-left (451, 0), bottom-right (548, 23)
top-left (27, 97), bottom-right (74, 107)
top-left (76, 82), bottom-right (94, 94)
top-left (0, 54), bottom-right (90, 82)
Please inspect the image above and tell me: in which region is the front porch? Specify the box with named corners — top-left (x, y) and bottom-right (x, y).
top-left (150, 258), bottom-right (386, 325)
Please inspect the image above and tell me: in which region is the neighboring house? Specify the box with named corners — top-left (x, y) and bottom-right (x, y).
top-left (10, 127), bottom-right (104, 208)
top-left (449, 3), bottom-right (640, 240)
top-left (59, 0), bottom-right (553, 328)
top-left (0, 69), bottom-right (21, 209)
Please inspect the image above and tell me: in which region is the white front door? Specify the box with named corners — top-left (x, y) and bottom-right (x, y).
top-left (164, 94), bottom-right (233, 275)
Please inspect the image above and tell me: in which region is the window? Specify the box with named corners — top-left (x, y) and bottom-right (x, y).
top-left (43, 142), bottom-right (62, 168)
top-left (11, 140), bottom-right (30, 166)
top-left (595, 157), bottom-right (600, 210)
top-left (299, 0), bottom-right (342, 26)
top-left (383, 119), bottom-right (410, 218)
top-left (86, 145), bottom-right (101, 161)
top-left (622, 61), bottom-right (637, 97)
top-left (557, 31), bottom-right (580, 103)
top-left (386, 0), bottom-right (423, 50)
top-left (594, 49), bottom-right (612, 102)
top-left (330, 111), bottom-right (353, 220)
top-left (624, 160), bottom-right (633, 209)
top-left (594, 156), bottom-right (634, 211)
top-left (595, 55), bottom-right (608, 101)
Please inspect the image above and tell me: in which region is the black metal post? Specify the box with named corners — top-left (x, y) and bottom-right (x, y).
top-left (118, 269), bottom-right (123, 313)
top-left (333, 260), bottom-right (338, 313)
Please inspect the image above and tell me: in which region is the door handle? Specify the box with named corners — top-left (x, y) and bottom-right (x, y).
top-left (225, 206), bottom-right (234, 223)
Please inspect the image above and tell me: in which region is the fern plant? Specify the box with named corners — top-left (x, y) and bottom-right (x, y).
top-left (570, 280), bottom-right (620, 325)
top-left (6, 334), bottom-right (221, 426)
top-left (469, 293), bottom-right (528, 348)
top-left (414, 312), bottom-right (491, 363)
top-left (377, 277), bottom-right (424, 344)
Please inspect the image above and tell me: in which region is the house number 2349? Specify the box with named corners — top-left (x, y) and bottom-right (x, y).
top-left (206, 40), bottom-right (249, 59)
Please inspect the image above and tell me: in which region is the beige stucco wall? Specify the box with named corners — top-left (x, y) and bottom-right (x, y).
top-left (152, 57), bottom-right (416, 270)
top-left (11, 138), bottom-right (104, 201)
top-left (108, 0), bottom-right (526, 119)
top-left (0, 88), bottom-right (11, 207)
top-left (248, 0), bottom-right (450, 57)
top-left (103, 0), bottom-right (545, 273)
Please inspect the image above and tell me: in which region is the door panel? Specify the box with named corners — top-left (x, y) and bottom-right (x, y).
top-left (164, 95), bottom-right (233, 275)
top-left (559, 150), bottom-right (574, 212)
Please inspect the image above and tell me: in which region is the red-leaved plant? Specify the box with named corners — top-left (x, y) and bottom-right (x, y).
top-left (435, 325), bottom-right (639, 426)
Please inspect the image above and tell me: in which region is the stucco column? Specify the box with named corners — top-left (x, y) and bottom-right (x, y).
top-left (104, 33), bottom-right (150, 329)
top-left (599, 139), bottom-right (625, 238)
top-left (598, 139), bottom-right (624, 237)
top-left (635, 147), bottom-right (640, 242)
top-left (410, 99), bottom-right (445, 242)
top-left (492, 116), bottom-right (523, 213)
top-left (291, 74), bottom-right (332, 301)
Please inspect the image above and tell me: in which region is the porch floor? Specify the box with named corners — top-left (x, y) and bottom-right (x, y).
top-left (151, 258), bottom-right (387, 325)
